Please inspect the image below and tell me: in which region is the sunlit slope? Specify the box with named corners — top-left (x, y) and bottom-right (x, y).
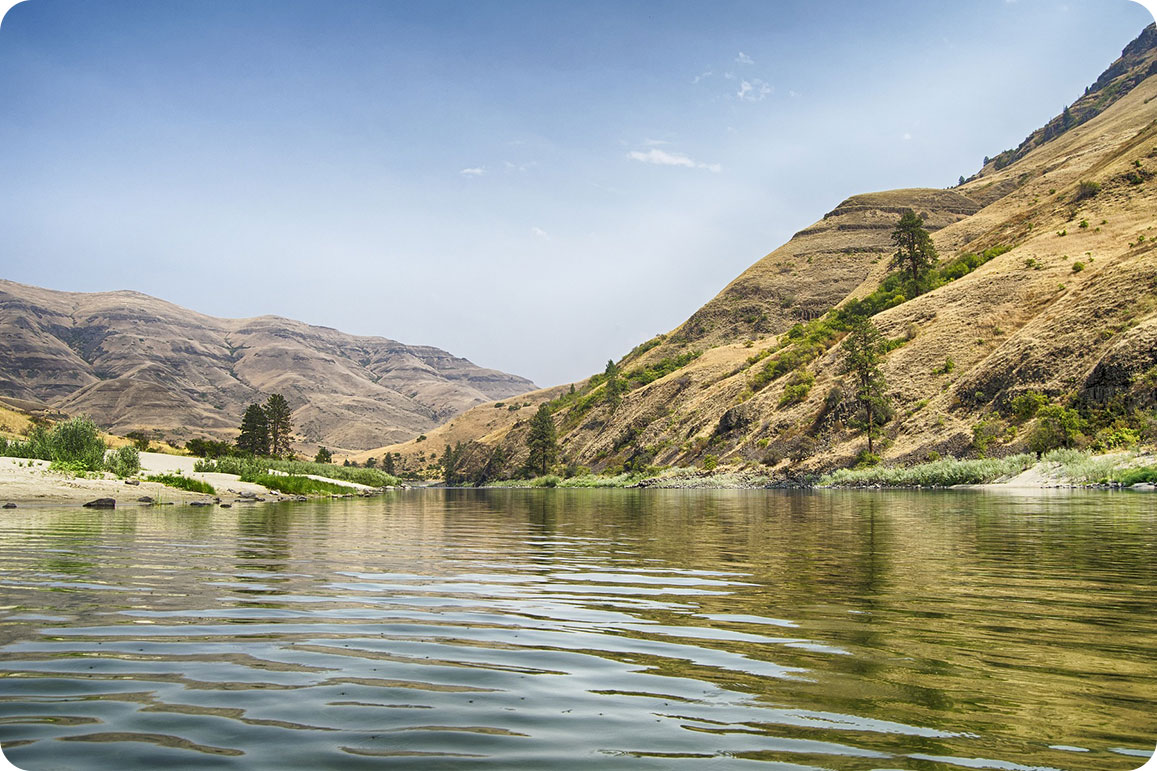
top-left (356, 25), bottom-right (1157, 476)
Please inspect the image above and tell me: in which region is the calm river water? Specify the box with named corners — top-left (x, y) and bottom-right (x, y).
top-left (0, 490), bottom-right (1154, 770)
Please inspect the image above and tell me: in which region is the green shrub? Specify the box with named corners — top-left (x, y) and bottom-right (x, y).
top-left (703, 455), bottom-right (718, 471)
top-left (853, 451), bottom-right (881, 468)
top-left (185, 437), bottom-right (236, 458)
top-left (147, 473), bottom-right (216, 495)
top-left (1112, 465), bottom-right (1157, 485)
top-left (1071, 261), bottom-right (1085, 272)
top-left (1009, 391), bottom-right (1047, 422)
top-left (44, 416), bottom-right (107, 471)
top-left (778, 369), bottom-right (815, 406)
top-left (1091, 427), bottom-right (1139, 452)
top-left (1073, 180), bottom-right (1101, 202)
top-left (971, 419), bottom-right (1004, 457)
top-left (1028, 405), bottom-right (1085, 453)
top-left (105, 446), bottom-right (141, 477)
top-left (4, 416), bottom-right (112, 471)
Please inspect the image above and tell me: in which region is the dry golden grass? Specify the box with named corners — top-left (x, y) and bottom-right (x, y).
top-left (396, 48), bottom-right (1157, 478)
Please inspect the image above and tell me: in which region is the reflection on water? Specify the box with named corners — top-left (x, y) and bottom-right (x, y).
top-left (0, 489), bottom-right (1154, 770)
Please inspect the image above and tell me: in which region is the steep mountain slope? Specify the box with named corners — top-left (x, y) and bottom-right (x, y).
top-left (0, 281), bottom-right (535, 450)
top-left (356, 24), bottom-right (1157, 479)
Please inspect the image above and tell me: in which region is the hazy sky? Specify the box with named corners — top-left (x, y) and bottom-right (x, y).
top-left (1, 1), bottom-right (1153, 387)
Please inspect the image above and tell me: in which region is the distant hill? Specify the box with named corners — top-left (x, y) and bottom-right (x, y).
top-left (0, 281), bottom-right (535, 451)
top-left (356, 24), bottom-right (1157, 479)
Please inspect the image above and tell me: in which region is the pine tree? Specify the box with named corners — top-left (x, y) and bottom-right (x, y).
top-left (440, 442), bottom-right (468, 485)
top-left (264, 393), bottom-right (293, 458)
top-left (237, 403), bottom-right (270, 456)
top-left (314, 446), bottom-right (332, 463)
top-left (889, 209), bottom-right (937, 283)
top-left (603, 359), bottom-right (622, 410)
top-left (840, 316), bottom-right (891, 457)
top-left (525, 405), bottom-right (558, 477)
top-left (383, 453), bottom-right (396, 475)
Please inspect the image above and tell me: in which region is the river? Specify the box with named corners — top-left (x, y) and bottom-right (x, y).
top-left (0, 489), bottom-right (1153, 770)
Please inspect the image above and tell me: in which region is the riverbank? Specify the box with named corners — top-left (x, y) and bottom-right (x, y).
top-left (480, 449), bottom-right (1157, 491)
top-left (6, 449), bottom-right (1156, 504)
top-left (0, 452), bottom-right (384, 508)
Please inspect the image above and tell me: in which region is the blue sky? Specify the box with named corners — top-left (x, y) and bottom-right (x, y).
top-left (0, 0), bottom-right (1153, 387)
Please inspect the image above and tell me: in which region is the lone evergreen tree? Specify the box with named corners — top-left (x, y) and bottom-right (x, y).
top-left (603, 359), bottom-right (622, 410)
top-left (383, 453), bottom-right (396, 475)
top-left (840, 316), bottom-right (891, 457)
top-left (889, 210), bottom-right (937, 283)
top-left (314, 446), bottom-right (332, 463)
top-left (264, 393), bottom-right (293, 458)
top-left (525, 404), bottom-right (558, 476)
top-left (237, 403), bottom-right (270, 456)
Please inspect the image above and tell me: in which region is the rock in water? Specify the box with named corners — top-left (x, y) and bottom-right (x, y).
top-left (83, 498), bottom-right (116, 509)
top-left (2, 502), bottom-right (16, 509)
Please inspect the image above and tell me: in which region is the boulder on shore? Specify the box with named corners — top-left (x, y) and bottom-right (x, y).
top-left (83, 498), bottom-right (116, 509)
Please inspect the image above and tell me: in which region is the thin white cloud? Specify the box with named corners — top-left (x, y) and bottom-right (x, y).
top-left (737, 79), bottom-right (772, 101)
top-left (627, 148), bottom-right (721, 173)
top-left (691, 70), bottom-right (713, 84)
top-left (459, 167), bottom-right (485, 176)
top-left (643, 138), bottom-right (672, 146)
top-left (902, 132), bottom-right (912, 141)
top-left (735, 51), bottom-right (754, 65)
top-left (531, 226), bottom-right (549, 240)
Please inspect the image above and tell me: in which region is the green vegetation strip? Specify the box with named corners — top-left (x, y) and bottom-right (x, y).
top-left (819, 454), bottom-right (1037, 488)
top-left (243, 473), bottom-right (353, 496)
top-left (194, 456), bottom-right (398, 487)
top-left (147, 473), bottom-right (216, 495)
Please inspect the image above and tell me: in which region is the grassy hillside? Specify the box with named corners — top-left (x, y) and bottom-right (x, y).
top-left (352, 24), bottom-right (1157, 482)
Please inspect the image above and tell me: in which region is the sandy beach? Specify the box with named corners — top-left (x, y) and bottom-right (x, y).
top-left (0, 452), bottom-right (364, 507)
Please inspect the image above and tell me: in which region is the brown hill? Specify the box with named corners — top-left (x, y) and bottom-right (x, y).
top-left (0, 281), bottom-right (535, 451)
top-left (355, 24), bottom-right (1157, 479)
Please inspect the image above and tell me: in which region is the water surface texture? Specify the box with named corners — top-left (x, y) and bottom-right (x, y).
top-left (0, 490), bottom-right (1154, 770)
